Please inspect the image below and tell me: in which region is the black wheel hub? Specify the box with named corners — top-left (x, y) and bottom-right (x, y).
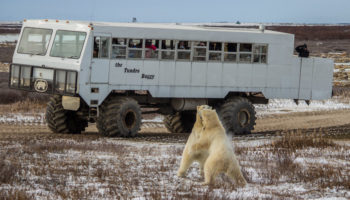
top-left (123, 109), bottom-right (136, 129)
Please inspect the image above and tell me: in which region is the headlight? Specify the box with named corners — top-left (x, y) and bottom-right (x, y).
top-left (20, 66), bottom-right (31, 88)
top-left (66, 71), bottom-right (77, 93)
top-left (10, 65), bottom-right (20, 87)
top-left (55, 70), bottom-right (66, 92)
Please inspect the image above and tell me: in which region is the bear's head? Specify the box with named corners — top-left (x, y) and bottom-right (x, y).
top-left (199, 108), bottom-right (223, 131)
top-left (195, 105), bottom-right (212, 127)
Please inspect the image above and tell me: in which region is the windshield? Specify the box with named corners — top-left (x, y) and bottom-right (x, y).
top-left (17, 27), bottom-right (52, 55)
top-left (50, 30), bottom-right (87, 59)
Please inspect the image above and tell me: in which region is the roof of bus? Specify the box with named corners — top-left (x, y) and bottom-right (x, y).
top-left (24, 19), bottom-right (291, 36)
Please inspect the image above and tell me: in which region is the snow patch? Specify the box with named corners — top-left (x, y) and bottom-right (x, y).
top-left (255, 98), bottom-right (350, 116)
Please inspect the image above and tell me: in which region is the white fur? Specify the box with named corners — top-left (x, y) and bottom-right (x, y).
top-left (177, 106), bottom-right (247, 186)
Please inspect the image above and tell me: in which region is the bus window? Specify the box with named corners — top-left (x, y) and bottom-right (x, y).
top-left (239, 43), bottom-right (252, 63)
top-left (239, 54), bottom-right (252, 63)
top-left (128, 39), bottom-right (143, 59)
top-left (161, 40), bottom-right (175, 60)
top-left (93, 37), bottom-right (100, 58)
top-left (100, 37), bottom-right (110, 58)
top-left (178, 40), bottom-right (190, 50)
top-left (209, 42), bottom-right (222, 61)
top-left (111, 38), bottom-right (127, 59)
top-left (253, 44), bottom-right (268, 63)
top-left (93, 36), bottom-right (110, 59)
top-left (240, 43), bottom-right (252, 52)
top-left (177, 40), bottom-right (191, 60)
top-left (145, 39), bottom-right (159, 59)
top-left (193, 41), bottom-right (207, 61)
top-left (224, 43), bottom-right (237, 62)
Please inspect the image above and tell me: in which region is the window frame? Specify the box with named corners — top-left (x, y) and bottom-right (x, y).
top-left (208, 41), bottom-right (223, 62)
top-left (111, 38), bottom-right (128, 59)
top-left (159, 39), bottom-right (175, 60)
top-left (144, 39), bottom-right (160, 60)
top-left (192, 41), bottom-right (208, 62)
top-left (252, 44), bottom-right (268, 64)
top-left (93, 36), bottom-right (111, 59)
top-left (176, 40), bottom-right (192, 61)
top-left (224, 42), bottom-right (238, 63)
top-left (17, 27), bottom-right (53, 56)
top-left (127, 38), bottom-right (144, 59)
top-left (50, 29), bottom-right (87, 59)
top-left (92, 36), bottom-right (268, 64)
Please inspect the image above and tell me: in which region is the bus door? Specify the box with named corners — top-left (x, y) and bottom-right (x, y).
top-left (91, 33), bottom-right (111, 83)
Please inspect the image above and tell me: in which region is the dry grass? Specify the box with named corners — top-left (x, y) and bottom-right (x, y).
top-left (270, 130), bottom-right (336, 150)
top-left (236, 130), bottom-right (350, 192)
top-left (0, 126), bottom-right (348, 199)
top-left (0, 100), bottom-right (46, 114)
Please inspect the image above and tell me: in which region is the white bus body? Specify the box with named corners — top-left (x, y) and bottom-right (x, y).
top-left (9, 19), bottom-right (334, 136)
top-left (11, 20), bottom-right (333, 107)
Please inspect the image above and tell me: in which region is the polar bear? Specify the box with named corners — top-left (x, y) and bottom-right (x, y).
top-left (177, 106), bottom-right (247, 186)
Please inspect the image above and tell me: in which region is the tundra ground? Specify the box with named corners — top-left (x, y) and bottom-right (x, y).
top-left (0, 101), bottom-right (350, 199)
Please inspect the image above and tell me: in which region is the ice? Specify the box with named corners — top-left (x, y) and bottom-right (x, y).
top-left (0, 34), bottom-right (19, 43)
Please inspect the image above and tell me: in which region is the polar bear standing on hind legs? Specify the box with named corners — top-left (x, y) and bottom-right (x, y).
top-left (177, 105), bottom-right (247, 187)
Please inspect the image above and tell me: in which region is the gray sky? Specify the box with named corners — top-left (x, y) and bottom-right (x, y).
top-left (0, 0), bottom-right (349, 23)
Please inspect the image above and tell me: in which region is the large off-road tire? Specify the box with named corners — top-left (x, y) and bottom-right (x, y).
top-left (97, 97), bottom-right (142, 137)
top-left (46, 95), bottom-right (88, 134)
top-left (218, 97), bottom-right (256, 135)
top-left (163, 111), bottom-right (196, 133)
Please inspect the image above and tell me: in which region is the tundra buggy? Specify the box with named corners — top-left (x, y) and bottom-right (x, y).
top-left (9, 20), bottom-right (334, 136)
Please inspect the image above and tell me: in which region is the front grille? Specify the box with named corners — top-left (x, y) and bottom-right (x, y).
top-left (9, 64), bottom-right (78, 96)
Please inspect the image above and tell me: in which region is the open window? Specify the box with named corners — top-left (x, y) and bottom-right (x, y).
top-left (144, 39), bottom-right (159, 59)
top-left (193, 41), bottom-right (207, 61)
top-left (176, 40), bottom-right (191, 61)
top-left (224, 43), bottom-right (237, 62)
top-left (128, 39), bottom-right (143, 59)
top-left (111, 38), bottom-right (127, 59)
top-left (209, 42), bottom-right (222, 61)
top-left (239, 43), bottom-right (252, 63)
top-left (160, 40), bottom-right (175, 60)
top-left (253, 44), bottom-right (268, 63)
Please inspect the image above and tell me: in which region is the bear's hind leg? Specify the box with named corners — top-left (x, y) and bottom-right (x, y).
top-left (226, 161), bottom-right (247, 187)
top-left (177, 152), bottom-right (194, 177)
top-left (202, 157), bottom-right (218, 185)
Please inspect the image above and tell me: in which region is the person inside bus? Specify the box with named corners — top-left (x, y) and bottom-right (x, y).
top-left (136, 40), bottom-right (143, 48)
top-left (178, 41), bottom-right (186, 49)
top-left (129, 39), bottom-right (136, 48)
top-left (145, 39), bottom-right (157, 58)
top-left (227, 43), bottom-right (237, 52)
top-left (210, 42), bottom-right (222, 51)
top-left (145, 40), bottom-right (157, 50)
top-left (93, 38), bottom-right (99, 58)
top-left (199, 41), bottom-right (206, 46)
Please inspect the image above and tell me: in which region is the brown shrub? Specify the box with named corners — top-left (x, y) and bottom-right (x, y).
top-left (0, 153), bottom-right (19, 184)
top-left (0, 189), bottom-right (32, 200)
top-left (267, 26), bottom-right (350, 41)
top-left (270, 129), bottom-right (336, 151)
